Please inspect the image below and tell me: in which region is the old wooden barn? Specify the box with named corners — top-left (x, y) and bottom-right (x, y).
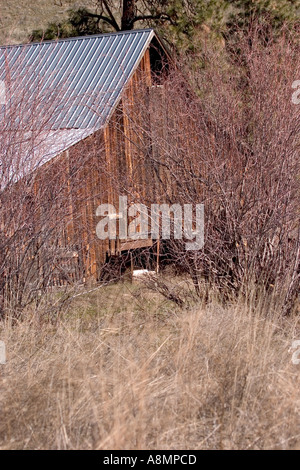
top-left (0, 29), bottom-right (172, 285)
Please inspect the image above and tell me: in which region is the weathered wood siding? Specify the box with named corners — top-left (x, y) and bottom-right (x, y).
top-left (30, 47), bottom-right (157, 282)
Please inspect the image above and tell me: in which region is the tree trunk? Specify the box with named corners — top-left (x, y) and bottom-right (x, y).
top-left (121, 0), bottom-right (136, 30)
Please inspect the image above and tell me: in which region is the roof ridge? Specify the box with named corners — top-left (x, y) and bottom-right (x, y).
top-left (0, 28), bottom-right (155, 49)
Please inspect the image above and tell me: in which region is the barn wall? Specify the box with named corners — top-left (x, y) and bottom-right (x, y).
top-left (52, 47), bottom-right (157, 281)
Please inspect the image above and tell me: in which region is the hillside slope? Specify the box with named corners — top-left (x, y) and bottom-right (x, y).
top-left (0, 0), bottom-right (94, 45)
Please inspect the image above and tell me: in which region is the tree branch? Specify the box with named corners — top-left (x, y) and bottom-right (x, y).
top-left (130, 13), bottom-right (176, 29)
top-left (87, 12), bottom-right (120, 32)
top-left (102, 0), bottom-right (120, 31)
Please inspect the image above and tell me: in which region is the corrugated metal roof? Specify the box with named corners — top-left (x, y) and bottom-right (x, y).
top-left (0, 29), bottom-right (159, 183)
top-left (0, 128), bottom-right (99, 190)
top-left (0, 29), bottom-right (155, 132)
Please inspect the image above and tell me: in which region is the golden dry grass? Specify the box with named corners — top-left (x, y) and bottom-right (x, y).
top-left (0, 279), bottom-right (299, 450)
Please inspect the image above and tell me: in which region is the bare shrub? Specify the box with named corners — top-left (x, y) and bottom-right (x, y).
top-left (0, 55), bottom-right (113, 319)
top-left (132, 24), bottom-right (300, 313)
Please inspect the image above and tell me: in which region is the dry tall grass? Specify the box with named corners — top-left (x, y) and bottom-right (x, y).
top-left (0, 280), bottom-right (299, 450)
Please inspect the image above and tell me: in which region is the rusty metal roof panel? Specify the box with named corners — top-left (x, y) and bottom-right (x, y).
top-left (0, 29), bottom-right (155, 131)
